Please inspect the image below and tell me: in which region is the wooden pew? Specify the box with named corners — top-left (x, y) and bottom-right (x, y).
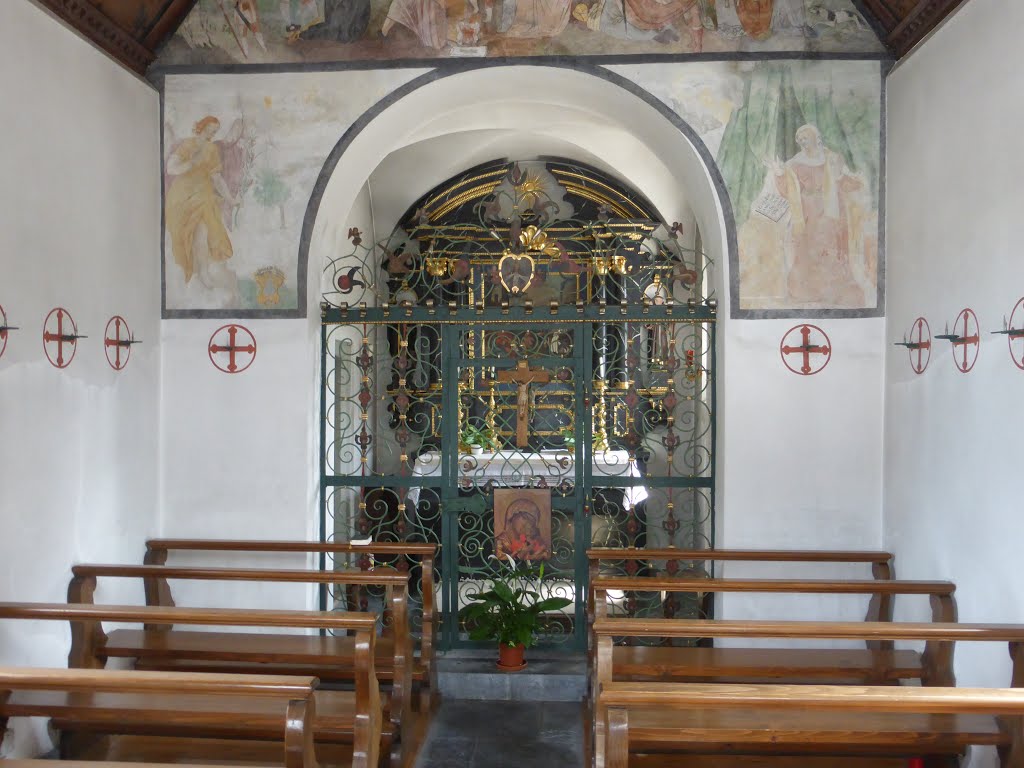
top-left (587, 548), bottom-right (897, 634)
top-left (144, 539), bottom-right (438, 708)
top-left (590, 575), bottom-right (956, 680)
top-left (0, 603), bottom-right (383, 768)
top-left (69, 562), bottom-right (413, 754)
top-left (0, 667), bottom-right (320, 768)
top-left (601, 682), bottom-right (1024, 768)
top-left (592, 617), bottom-right (1024, 768)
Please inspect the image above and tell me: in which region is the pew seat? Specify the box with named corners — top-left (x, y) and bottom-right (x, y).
top-left (611, 645), bottom-right (923, 684)
top-left (0, 668), bottom-right (321, 768)
top-left (143, 539), bottom-right (439, 710)
top-left (0, 603), bottom-right (384, 768)
top-left (592, 619), bottom-right (1024, 768)
top-left (601, 682), bottom-right (1024, 767)
top-left (104, 630), bottom-right (429, 686)
top-left (7, 688), bottom-right (365, 742)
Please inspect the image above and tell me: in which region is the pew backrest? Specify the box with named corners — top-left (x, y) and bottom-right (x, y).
top-left (587, 548), bottom-right (897, 640)
top-left (0, 667), bottom-right (320, 768)
top-left (599, 680), bottom-right (1024, 768)
top-left (590, 575), bottom-right (956, 662)
top-left (68, 563), bottom-right (412, 734)
top-left (144, 539), bottom-right (437, 687)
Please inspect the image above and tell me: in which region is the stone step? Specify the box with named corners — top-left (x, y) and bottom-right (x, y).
top-left (436, 649), bottom-right (587, 702)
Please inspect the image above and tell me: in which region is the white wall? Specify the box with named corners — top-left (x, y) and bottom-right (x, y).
top-left (156, 63), bottom-right (887, 626)
top-left (718, 317), bottom-right (886, 629)
top-left (886, 1), bottom-right (1024, 763)
top-left (0, 1), bottom-right (161, 756)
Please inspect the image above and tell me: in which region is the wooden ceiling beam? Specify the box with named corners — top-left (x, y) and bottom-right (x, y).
top-left (141, 0), bottom-right (200, 53)
top-left (33, 0), bottom-right (154, 75)
top-left (886, 0), bottom-right (965, 57)
top-left (859, 0), bottom-right (901, 30)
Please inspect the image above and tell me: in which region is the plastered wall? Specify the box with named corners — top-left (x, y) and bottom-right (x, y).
top-left (886, 4), bottom-right (1024, 765)
top-left (0, 1), bottom-right (161, 756)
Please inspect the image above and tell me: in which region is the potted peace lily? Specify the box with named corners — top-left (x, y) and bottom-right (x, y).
top-left (460, 423), bottom-right (499, 455)
top-left (459, 555), bottom-right (572, 670)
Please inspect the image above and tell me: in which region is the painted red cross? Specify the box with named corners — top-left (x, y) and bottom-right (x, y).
top-left (43, 307), bottom-right (84, 369)
top-left (104, 315), bottom-right (136, 371)
top-left (938, 308), bottom-right (979, 373)
top-left (780, 324), bottom-right (831, 376)
top-left (904, 317), bottom-right (932, 375)
top-left (208, 324), bottom-right (257, 373)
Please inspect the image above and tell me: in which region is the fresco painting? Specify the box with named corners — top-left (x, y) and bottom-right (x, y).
top-left (616, 60), bottom-right (881, 314)
top-left (157, 0), bottom-right (883, 65)
top-left (163, 62), bottom-right (880, 315)
top-left (718, 61), bottom-right (881, 312)
top-left (162, 70), bottom-right (425, 315)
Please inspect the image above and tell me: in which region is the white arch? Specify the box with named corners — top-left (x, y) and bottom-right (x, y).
top-left (302, 64), bottom-right (735, 306)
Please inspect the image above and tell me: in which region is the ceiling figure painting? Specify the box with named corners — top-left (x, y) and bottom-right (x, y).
top-left (155, 0), bottom-right (884, 64)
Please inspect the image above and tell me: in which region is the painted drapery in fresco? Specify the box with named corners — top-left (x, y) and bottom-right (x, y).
top-left (717, 62), bottom-right (880, 313)
top-left (610, 60), bottom-right (881, 315)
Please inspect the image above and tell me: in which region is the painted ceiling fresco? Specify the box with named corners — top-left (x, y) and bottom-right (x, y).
top-left (155, 0), bottom-right (885, 65)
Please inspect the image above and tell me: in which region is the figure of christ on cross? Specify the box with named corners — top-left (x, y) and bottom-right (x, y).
top-left (496, 360), bottom-right (552, 448)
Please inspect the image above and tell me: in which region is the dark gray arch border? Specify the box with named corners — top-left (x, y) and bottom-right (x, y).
top-left (298, 61), bottom-right (741, 319)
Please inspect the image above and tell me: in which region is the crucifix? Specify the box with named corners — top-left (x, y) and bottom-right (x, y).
top-left (496, 360), bottom-right (551, 448)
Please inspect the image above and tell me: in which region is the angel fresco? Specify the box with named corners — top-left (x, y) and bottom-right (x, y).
top-left (165, 116), bottom-right (250, 297)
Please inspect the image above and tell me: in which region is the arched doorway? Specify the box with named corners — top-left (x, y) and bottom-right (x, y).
top-left (322, 156), bottom-right (715, 650)
top-left (307, 65), bottom-right (731, 651)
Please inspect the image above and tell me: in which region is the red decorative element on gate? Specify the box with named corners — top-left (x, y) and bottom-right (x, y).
top-left (208, 324), bottom-right (257, 373)
top-left (780, 324), bottom-right (831, 376)
top-left (1005, 298), bottom-right (1024, 371)
top-left (104, 315), bottom-right (135, 371)
top-left (937, 308), bottom-right (980, 373)
top-left (43, 307), bottom-right (83, 369)
top-left (905, 317), bottom-right (932, 374)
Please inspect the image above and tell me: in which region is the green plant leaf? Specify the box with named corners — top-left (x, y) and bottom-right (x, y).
top-left (492, 580), bottom-right (515, 603)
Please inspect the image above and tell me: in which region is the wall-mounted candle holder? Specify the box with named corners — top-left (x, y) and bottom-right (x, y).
top-left (893, 316), bottom-right (931, 374)
top-left (0, 303), bottom-right (17, 360)
top-left (43, 307), bottom-right (86, 369)
top-left (104, 315), bottom-right (142, 371)
top-left (993, 297), bottom-right (1024, 370)
top-left (935, 308), bottom-right (979, 373)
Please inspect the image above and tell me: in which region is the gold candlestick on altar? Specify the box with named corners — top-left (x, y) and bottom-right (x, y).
top-left (593, 380), bottom-right (609, 452)
top-left (487, 375), bottom-right (497, 440)
top-left (457, 373), bottom-right (468, 448)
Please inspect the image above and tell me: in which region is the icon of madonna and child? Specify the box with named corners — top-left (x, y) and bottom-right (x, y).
top-left (494, 489), bottom-right (553, 561)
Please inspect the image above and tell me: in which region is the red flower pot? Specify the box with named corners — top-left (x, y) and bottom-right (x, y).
top-left (497, 643), bottom-right (526, 671)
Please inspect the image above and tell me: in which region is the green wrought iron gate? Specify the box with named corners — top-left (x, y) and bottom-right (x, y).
top-left (319, 159), bottom-right (716, 652)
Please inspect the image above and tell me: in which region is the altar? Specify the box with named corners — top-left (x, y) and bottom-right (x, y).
top-left (406, 449), bottom-right (648, 508)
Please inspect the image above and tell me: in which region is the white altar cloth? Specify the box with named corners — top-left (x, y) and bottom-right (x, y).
top-left (406, 449), bottom-right (647, 508)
